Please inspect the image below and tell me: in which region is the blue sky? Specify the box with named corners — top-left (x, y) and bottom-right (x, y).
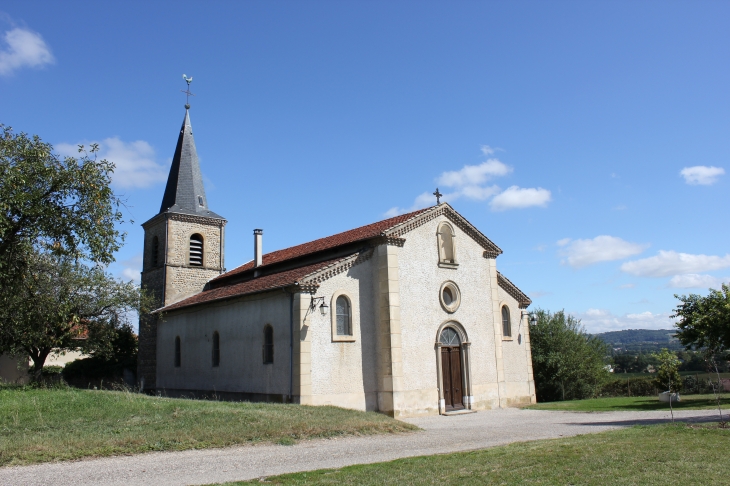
top-left (2, 1), bottom-right (728, 333)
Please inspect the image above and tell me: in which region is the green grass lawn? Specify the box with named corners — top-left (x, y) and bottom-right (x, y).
top-left (0, 386), bottom-right (416, 467)
top-left (222, 424), bottom-right (730, 485)
top-left (524, 393), bottom-right (730, 412)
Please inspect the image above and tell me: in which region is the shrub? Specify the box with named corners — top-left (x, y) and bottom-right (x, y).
top-left (598, 378), bottom-right (657, 397)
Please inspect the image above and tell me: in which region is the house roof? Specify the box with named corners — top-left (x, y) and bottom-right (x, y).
top-left (212, 207), bottom-right (431, 283)
top-left (158, 109), bottom-right (224, 220)
top-left (160, 257), bottom-right (345, 312)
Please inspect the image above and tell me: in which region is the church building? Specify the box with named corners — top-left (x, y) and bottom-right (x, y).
top-left (139, 107), bottom-right (536, 417)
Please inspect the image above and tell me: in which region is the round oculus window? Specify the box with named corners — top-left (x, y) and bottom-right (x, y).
top-left (439, 281), bottom-right (461, 313)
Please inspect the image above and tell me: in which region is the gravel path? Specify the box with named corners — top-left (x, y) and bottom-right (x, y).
top-left (1, 408), bottom-right (720, 486)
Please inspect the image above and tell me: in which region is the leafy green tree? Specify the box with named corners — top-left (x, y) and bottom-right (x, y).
top-left (0, 253), bottom-right (151, 379)
top-left (0, 124), bottom-right (124, 279)
top-left (530, 309), bottom-right (610, 401)
top-left (652, 348), bottom-right (682, 393)
top-left (673, 284), bottom-right (730, 354)
top-left (0, 124), bottom-right (131, 375)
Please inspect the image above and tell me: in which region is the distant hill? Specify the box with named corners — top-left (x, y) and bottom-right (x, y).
top-left (593, 329), bottom-right (684, 353)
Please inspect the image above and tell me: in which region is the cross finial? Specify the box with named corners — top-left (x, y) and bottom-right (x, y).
top-left (433, 188), bottom-right (443, 205)
top-left (181, 74), bottom-right (195, 109)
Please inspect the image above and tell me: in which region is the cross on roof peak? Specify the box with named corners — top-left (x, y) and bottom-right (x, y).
top-left (433, 188), bottom-right (443, 204)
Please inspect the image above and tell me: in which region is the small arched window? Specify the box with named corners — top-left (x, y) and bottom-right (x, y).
top-left (502, 305), bottom-right (512, 338)
top-left (189, 234), bottom-right (203, 266)
top-left (437, 223), bottom-right (456, 265)
top-left (212, 331), bottom-right (220, 367)
top-left (336, 296), bottom-right (351, 336)
top-left (174, 336), bottom-right (181, 368)
top-left (263, 325), bottom-right (274, 364)
top-left (152, 236), bottom-right (159, 267)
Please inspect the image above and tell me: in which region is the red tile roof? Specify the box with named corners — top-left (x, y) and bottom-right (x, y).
top-left (160, 207), bottom-right (432, 313)
top-left (212, 207), bottom-right (430, 283)
top-left (161, 258), bottom-right (343, 312)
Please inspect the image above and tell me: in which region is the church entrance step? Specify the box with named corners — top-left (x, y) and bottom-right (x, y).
top-left (443, 409), bottom-right (477, 416)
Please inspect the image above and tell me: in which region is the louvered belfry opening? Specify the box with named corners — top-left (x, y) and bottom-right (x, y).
top-left (189, 234), bottom-right (204, 266)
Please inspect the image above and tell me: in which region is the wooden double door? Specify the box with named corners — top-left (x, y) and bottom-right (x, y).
top-left (441, 346), bottom-right (464, 410)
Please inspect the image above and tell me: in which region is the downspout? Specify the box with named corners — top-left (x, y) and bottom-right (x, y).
top-left (289, 291), bottom-right (294, 403)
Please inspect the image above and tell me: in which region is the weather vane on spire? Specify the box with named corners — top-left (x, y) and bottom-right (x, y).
top-left (181, 74), bottom-right (195, 109)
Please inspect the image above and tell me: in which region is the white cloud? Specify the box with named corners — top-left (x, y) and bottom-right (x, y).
top-left (621, 251), bottom-right (730, 278)
top-left (437, 159), bottom-right (511, 188)
top-left (118, 253), bottom-right (142, 284)
top-left (56, 137), bottom-right (168, 189)
top-left (0, 27), bottom-right (54, 76)
top-left (490, 186), bottom-right (551, 211)
top-left (557, 235), bottom-right (649, 268)
top-left (668, 274), bottom-right (729, 289)
top-left (575, 308), bottom-right (676, 334)
top-left (680, 166), bottom-right (725, 185)
top-left (480, 145), bottom-right (495, 156)
top-left (385, 146), bottom-right (550, 214)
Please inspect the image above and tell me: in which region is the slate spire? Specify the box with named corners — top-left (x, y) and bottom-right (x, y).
top-left (159, 109), bottom-right (223, 219)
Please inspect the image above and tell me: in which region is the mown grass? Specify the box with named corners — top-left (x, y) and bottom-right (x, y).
top-left (0, 386), bottom-right (417, 467)
top-left (223, 424), bottom-right (730, 485)
top-left (524, 393), bottom-right (729, 412)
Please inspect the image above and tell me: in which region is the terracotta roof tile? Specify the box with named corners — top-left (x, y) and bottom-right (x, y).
top-left (161, 258), bottom-right (343, 312)
top-left (213, 207), bottom-right (431, 282)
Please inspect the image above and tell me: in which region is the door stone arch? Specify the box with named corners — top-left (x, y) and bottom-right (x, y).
top-left (435, 321), bottom-right (473, 414)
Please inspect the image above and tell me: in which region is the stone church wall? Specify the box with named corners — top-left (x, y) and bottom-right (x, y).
top-left (305, 257), bottom-right (378, 411)
top-left (498, 286), bottom-right (536, 405)
top-left (156, 290), bottom-right (291, 399)
top-left (397, 214), bottom-right (501, 415)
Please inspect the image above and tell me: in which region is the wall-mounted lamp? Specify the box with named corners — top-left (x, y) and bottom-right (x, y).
top-left (305, 296), bottom-right (328, 320)
top-left (519, 311), bottom-right (538, 335)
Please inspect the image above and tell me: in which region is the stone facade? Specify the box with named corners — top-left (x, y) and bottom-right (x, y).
top-left (155, 210), bottom-right (535, 416)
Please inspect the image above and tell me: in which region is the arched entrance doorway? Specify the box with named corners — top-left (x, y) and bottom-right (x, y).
top-left (440, 327), bottom-right (464, 411)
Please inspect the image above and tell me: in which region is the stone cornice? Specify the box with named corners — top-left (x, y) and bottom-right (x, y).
top-left (371, 236), bottom-right (406, 247)
top-left (497, 271), bottom-right (532, 309)
top-left (383, 204), bottom-right (503, 257)
top-left (168, 213), bottom-right (227, 227)
top-left (298, 249), bottom-right (374, 293)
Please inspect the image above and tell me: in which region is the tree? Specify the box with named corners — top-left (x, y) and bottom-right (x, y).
top-left (0, 252), bottom-right (151, 379)
top-left (652, 348), bottom-right (682, 422)
top-left (673, 284), bottom-right (730, 354)
top-left (529, 309), bottom-right (610, 401)
top-left (652, 349), bottom-right (682, 393)
top-left (673, 286), bottom-right (730, 424)
top-left (0, 124), bottom-right (124, 281)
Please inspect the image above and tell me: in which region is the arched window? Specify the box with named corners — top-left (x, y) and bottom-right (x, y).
top-left (212, 331), bottom-right (220, 367)
top-left (335, 296), bottom-right (352, 336)
top-left (502, 306), bottom-right (512, 338)
top-left (152, 236), bottom-right (159, 267)
top-left (439, 327), bottom-right (461, 346)
top-left (437, 223), bottom-right (456, 264)
top-left (263, 325), bottom-right (274, 364)
top-left (174, 336), bottom-right (181, 368)
top-left (189, 234), bottom-right (203, 266)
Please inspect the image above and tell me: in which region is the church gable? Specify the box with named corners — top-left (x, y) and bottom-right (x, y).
top-left (383, 204), bottom-right (502, 259)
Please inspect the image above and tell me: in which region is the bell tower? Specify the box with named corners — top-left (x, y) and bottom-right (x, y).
top-left (137, 106), bottom-right (226, 391)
